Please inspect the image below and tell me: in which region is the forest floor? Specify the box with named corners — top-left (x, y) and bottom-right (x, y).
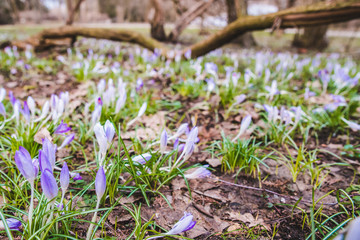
top-left (0, 29), bottom-right (359, 239)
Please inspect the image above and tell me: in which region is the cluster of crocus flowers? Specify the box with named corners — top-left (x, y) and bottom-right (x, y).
top-left (14, 139), bottom-right (78, 230)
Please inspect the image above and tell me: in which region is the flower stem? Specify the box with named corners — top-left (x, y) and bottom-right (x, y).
top-left (28, 182), bottom-right (35, 234)
top-left (86, 200), bottom-right (100, 240)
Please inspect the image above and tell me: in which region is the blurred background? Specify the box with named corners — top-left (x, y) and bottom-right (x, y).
top-left (1, 0), bottom-right (359, 53)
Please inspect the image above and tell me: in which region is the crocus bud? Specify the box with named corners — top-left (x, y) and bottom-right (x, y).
top-left (94, 122), bottom-right (109, 161)
top-left (104, 120), bottom-right (115, 143)
top-left (137, 102), bottom-right (147, 118)
top-left (91, 105), bottom-right (102, 125)
top-left (97, 79), bottom-right (106, 93)
top-left (0, 88), bottom-right (6, 102)
top-left (41, 169), bottom-right (58, 201)
top-left (27, 96), bottom-right (36, 115)
top-left (115, 93), bottom-right (126, 113)
top-left (60, 162), bottom-right (69, 194)
top-left (36, 101), bottom-right (49, 121)
top-left (0, 102), bottom-right (5, 116)
top-left (160, 129), bottom-right (167, 153)
top-left (239, 115), bottom-right (252, 137)
top-left (95, 166), bottom-right (106, 201)
top-left (15, 146), bottom-right (36, 183)
top-left (39, 150), bottom-right (52, 173)
top-left (42, 138), bottom-right (57, 171)
top-left (21, 101), bottom-right (30, 122)
top-left (0, 218), bottom-right (22, 231)
top-left (176, 123), bottom-right (188, 137)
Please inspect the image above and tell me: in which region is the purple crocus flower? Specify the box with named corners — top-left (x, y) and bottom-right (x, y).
top-left (160, 129), bottom-right (168, 153)
top-left (239, 115), bottom-right (252, 137)
top-left (0, 218), bottom-right (22, 231)
top-left (178, 144), bottom-right (185, 153)
top-left (0, 102), bottom-right (6, 116)
top-left (60, 162), bottom-right (69, 194)
top-left (184, 127), bottom-right (198, 156)
top-left (41, 138), bottom-right (57, 171)
top-left (167, 212), bottom-right (196, 235)
top-left (104, 120), bottom-right (115, 143)
top-left (184, 165), bottom-right (211, 179)
top-left (94, 120), bottom-right (115, 165)
top-left (59, 133), bottom-right (75, 149)
top-left (234, 94), bottom-right (246, 105)
top-left (20, 101), bottom-right (30, 122)
top-left (91, 104), bottom-right (102, 125)
top-left (41, 169), bottom-right (58, 201)
top-left (95, 166), bottom-right (106, 200)
top-left (39, 150), bottom-right (55, 175)
top-left (173, 138), bottom-right (179, 149)
top-left (148, 212), bottom-right (196, 239)
top-left (27, 96), bottom-right (36, 115)
top-left (176, 123), bottom-right (188, 138)
top-left (132, 153), bottom-right (152, 165)
top-left (342, 118), bottom-right (360, 132)
top-left (345, 217), bottom-right (360, 240)
top-left (54, 120), bottom-right (71, 134)
top-left (8, 91), bottom-right (16, 105)
top-left (71, 172), bottom-right (82, 181)
top-left (304, 87), bottom-right (316, 100)
top-left (136, 78), bottom-right (144, 92)
top-left (184, 49), bottom-right (192, 60)
top-left (14, 147), bottom-right (37, 183)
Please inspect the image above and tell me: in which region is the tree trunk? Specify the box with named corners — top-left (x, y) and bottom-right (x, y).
top-left (8, 0), bottom-right (20, 23)
top-left (66, 0), bottom-right (84, 25)
top-left (292, 0), bottom-right (328, 50)
top-left (150, 0), bottom-right (167, 41)
top-left (292, 25), bottom-right (328, 50)
top-left (226, 0), bottom-right (256, 47)
top-left (4, 0), bottom-right (360, 58)
top-left (168, 0), bottom-right (214, 42)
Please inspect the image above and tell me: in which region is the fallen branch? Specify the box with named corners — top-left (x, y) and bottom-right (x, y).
top-left (185, 0), bottom-right (360, 57)
top-left (3, 0), bottom-right (360, 58)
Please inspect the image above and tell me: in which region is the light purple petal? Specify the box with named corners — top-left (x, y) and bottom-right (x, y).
top-left (41, 169), bottom-right (58, 200)
top-left (95, 166), bottom-right (106, 200)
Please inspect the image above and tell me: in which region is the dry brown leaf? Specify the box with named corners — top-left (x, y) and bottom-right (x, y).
top-left (206, 158), bottom-right (222, 167)
top-left (34, 128), bottom-right (52, 144)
